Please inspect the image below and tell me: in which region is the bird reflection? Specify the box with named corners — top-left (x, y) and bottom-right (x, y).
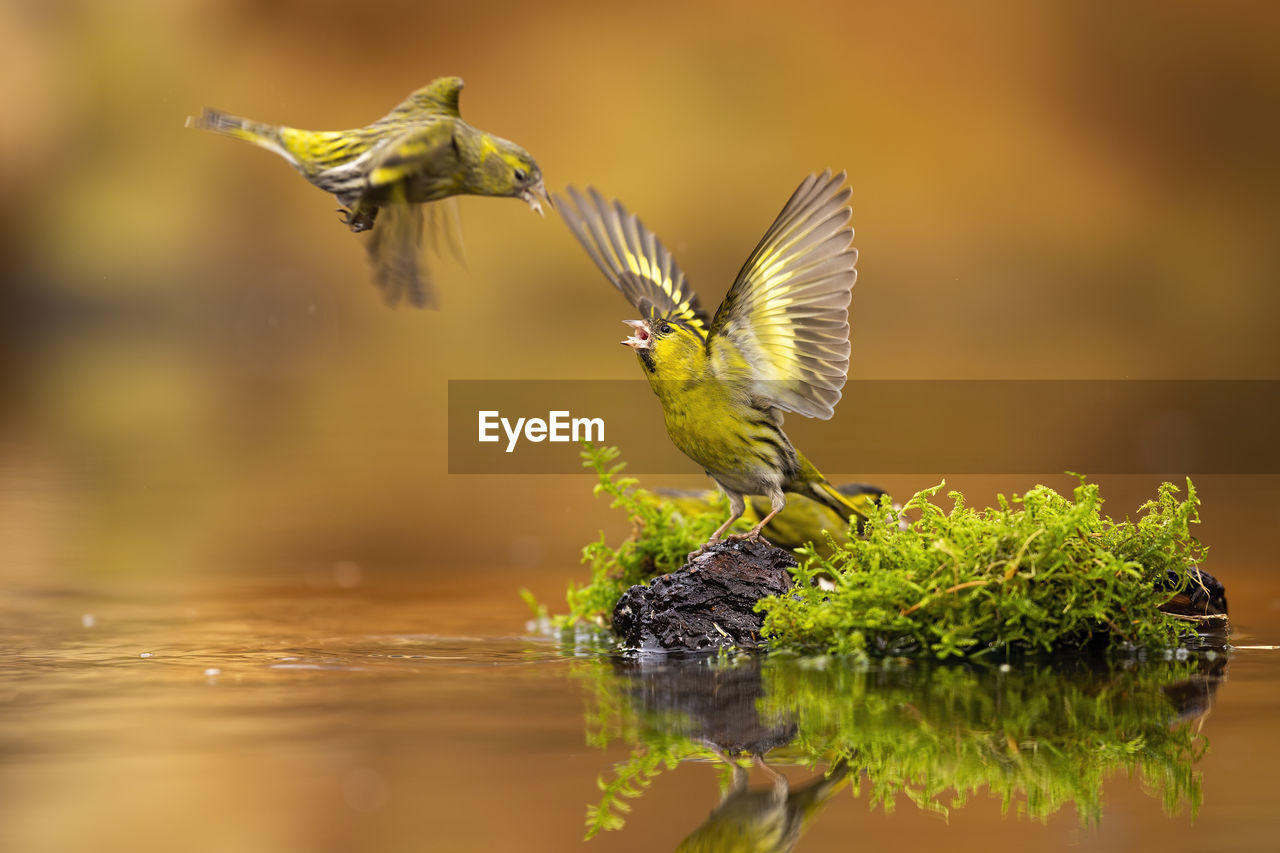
top-left (675, 751), bottom-right (849, 853)
top-left (612, 657), bottom-right (847, 852)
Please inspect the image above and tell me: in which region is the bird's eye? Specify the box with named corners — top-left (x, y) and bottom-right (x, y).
top-left (659, 324), bottom-right (673, 335)
top-left (514, 168), bottom-right (528, 182)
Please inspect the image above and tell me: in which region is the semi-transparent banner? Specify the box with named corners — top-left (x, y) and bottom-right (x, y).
top-left (447, 380), bottom-right (1278, 475)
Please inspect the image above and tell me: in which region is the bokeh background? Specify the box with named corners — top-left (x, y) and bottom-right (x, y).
top-left (2, 0), bottom-right (1278, 628)
top-left (4, 3), bottom-right (1280, 853)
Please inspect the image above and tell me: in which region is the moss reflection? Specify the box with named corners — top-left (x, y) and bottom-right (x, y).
top-left (578, 653), bottom-right (1224, 846)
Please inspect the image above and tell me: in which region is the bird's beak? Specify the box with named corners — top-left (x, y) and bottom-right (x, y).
top-left (621, 319), bottom-right (651, 350)
top-left (520, 180), bottom-right (548, 217)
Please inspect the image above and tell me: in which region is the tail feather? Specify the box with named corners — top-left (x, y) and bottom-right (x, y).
top-left (808, 479), bottom-right (879, 528)
top-left (186, 108), bottom-right (294, 164)
top-left (793, 452), bottom-right (880, 530)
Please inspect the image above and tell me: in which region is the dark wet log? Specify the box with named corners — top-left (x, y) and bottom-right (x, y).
top-left (1156, 566), bottom-right (1230, 645)
top-left (612, 540), bottom-right (795, 653)
top-left (1157, 565), bottom-right (1228, 617)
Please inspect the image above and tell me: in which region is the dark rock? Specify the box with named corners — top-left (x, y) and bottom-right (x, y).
top-left (1156, 565), bottom-right (1229, 617)
top-left (611, 539), bottom-right (796, 653)
top-left (1156, 565), bottom-right (1230, 646)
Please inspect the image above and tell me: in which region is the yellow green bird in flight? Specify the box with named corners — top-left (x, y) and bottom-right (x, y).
top-left (557, 170), bottom-right (876, 548)
top-left (187, 76), bottom-right (545, 308)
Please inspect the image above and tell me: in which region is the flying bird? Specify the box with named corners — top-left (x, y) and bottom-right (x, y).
top-left (188, 76), bottom-right (545, 308)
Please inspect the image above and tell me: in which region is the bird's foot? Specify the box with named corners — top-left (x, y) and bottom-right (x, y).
top-left (725, 528), bottom-right (772, 547)
top-left (686, 537), bottom-right (722, 565)
top-left (337, 207), bottom-right (377, 233)
top-left (686, 532), bottom-right (776, 565)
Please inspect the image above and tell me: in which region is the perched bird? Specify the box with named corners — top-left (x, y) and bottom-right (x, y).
top-left (187, 76), bottom-right (545, 308)
top-left (557, 171), bottom-right (875, 547)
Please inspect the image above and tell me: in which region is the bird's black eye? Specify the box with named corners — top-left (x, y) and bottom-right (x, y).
top-left (514, 168), bottom-right (528, 182)
top-left (659, 324), bottom-right (673, 335)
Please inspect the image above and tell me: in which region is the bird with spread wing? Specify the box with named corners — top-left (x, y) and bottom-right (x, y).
top-left (556, 170), bottom-right (875, 548)
top-left (188, 77), bottom-right (546, 308)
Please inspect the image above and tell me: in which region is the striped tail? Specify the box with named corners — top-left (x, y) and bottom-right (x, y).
top-left (186, 108), bottom-right (297, 166)
top-left (794, 452), bottom-right (881, 531)
top-left (807, 479), bottom-right (879, 530)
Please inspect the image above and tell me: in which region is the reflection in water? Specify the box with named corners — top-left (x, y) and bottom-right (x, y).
top-left (579, 653), bottom-right (1226, 849)
top-left (676, 753), bottom-right (850, 853)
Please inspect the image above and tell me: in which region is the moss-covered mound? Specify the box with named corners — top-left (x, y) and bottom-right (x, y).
top-left (548, 445), bottom-right (1212, 658)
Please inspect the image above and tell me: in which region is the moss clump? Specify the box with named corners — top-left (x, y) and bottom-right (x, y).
top-left (760, 479), bottom-right (1205, 658)
top-left (559, 446), bottom-right (1208, 656)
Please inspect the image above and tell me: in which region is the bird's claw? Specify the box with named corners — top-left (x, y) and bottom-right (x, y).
top-left (337, 207), bottom-right (376, 233)
top-left (686, 529), bottom-right (775, 564)
top-left (725, 530), bottom-right (774, 547)
top-left (686, 537), bottom-right (722, 564)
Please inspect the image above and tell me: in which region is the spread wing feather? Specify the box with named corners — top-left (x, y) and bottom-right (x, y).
top-left (366, 196), bottom-right (432, 309)
top-left (384, 77), bottom-right (464, 121)
top-left (555, 187), bottom-right (710, 336)
top-left (709, 170), bottom-right (857, 420)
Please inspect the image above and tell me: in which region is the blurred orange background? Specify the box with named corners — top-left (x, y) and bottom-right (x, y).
top-left (2, 0), bottom-right (1278, 629)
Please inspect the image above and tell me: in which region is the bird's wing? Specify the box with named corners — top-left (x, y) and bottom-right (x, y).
top-left (424, 197), bottom-right (466, 266)
top-left (708, 170), bottom-right (856, 420)
top-left (555, 187), bottom-right (710, 336)
top-left (386, 76), bottom-right (464, 120)
top-left (365, 121), bottom-right (456, 193)
top-left (365, 195), bottom-right (434, 309)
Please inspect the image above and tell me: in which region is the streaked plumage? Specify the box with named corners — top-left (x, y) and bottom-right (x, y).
top-left (557, 171), bottom-right (876, 546)
top-left (188, 76), bottom-right (545, 308)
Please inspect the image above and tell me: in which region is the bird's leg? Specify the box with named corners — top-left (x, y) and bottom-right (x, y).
top-left (689, 490), bottom-right (746, 560)
top-left (726, 492), bottom-right (786, 542)
top-left (337, 203), bottom-right (378, 233)
top-left (707, 745), bottom-right (749, 799)
top-left (753, 754), bottom-right (790, 800)
top-left (708, 512), bottom-right (742, 543)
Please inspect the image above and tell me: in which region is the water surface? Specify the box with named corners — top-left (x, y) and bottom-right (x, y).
top-left (3, 577), bottom-right (1278, 853)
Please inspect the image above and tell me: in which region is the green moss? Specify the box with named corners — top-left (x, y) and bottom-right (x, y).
top-left (760, 479), bottom-right (1205, 658)
top-left (555, 445), bottom-right (1208, 656)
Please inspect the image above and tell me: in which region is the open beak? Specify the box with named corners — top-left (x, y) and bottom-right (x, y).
top-left (520, 180), bottom-right (548, 217)
top-left (621, 319), bottom-right (651, 350)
